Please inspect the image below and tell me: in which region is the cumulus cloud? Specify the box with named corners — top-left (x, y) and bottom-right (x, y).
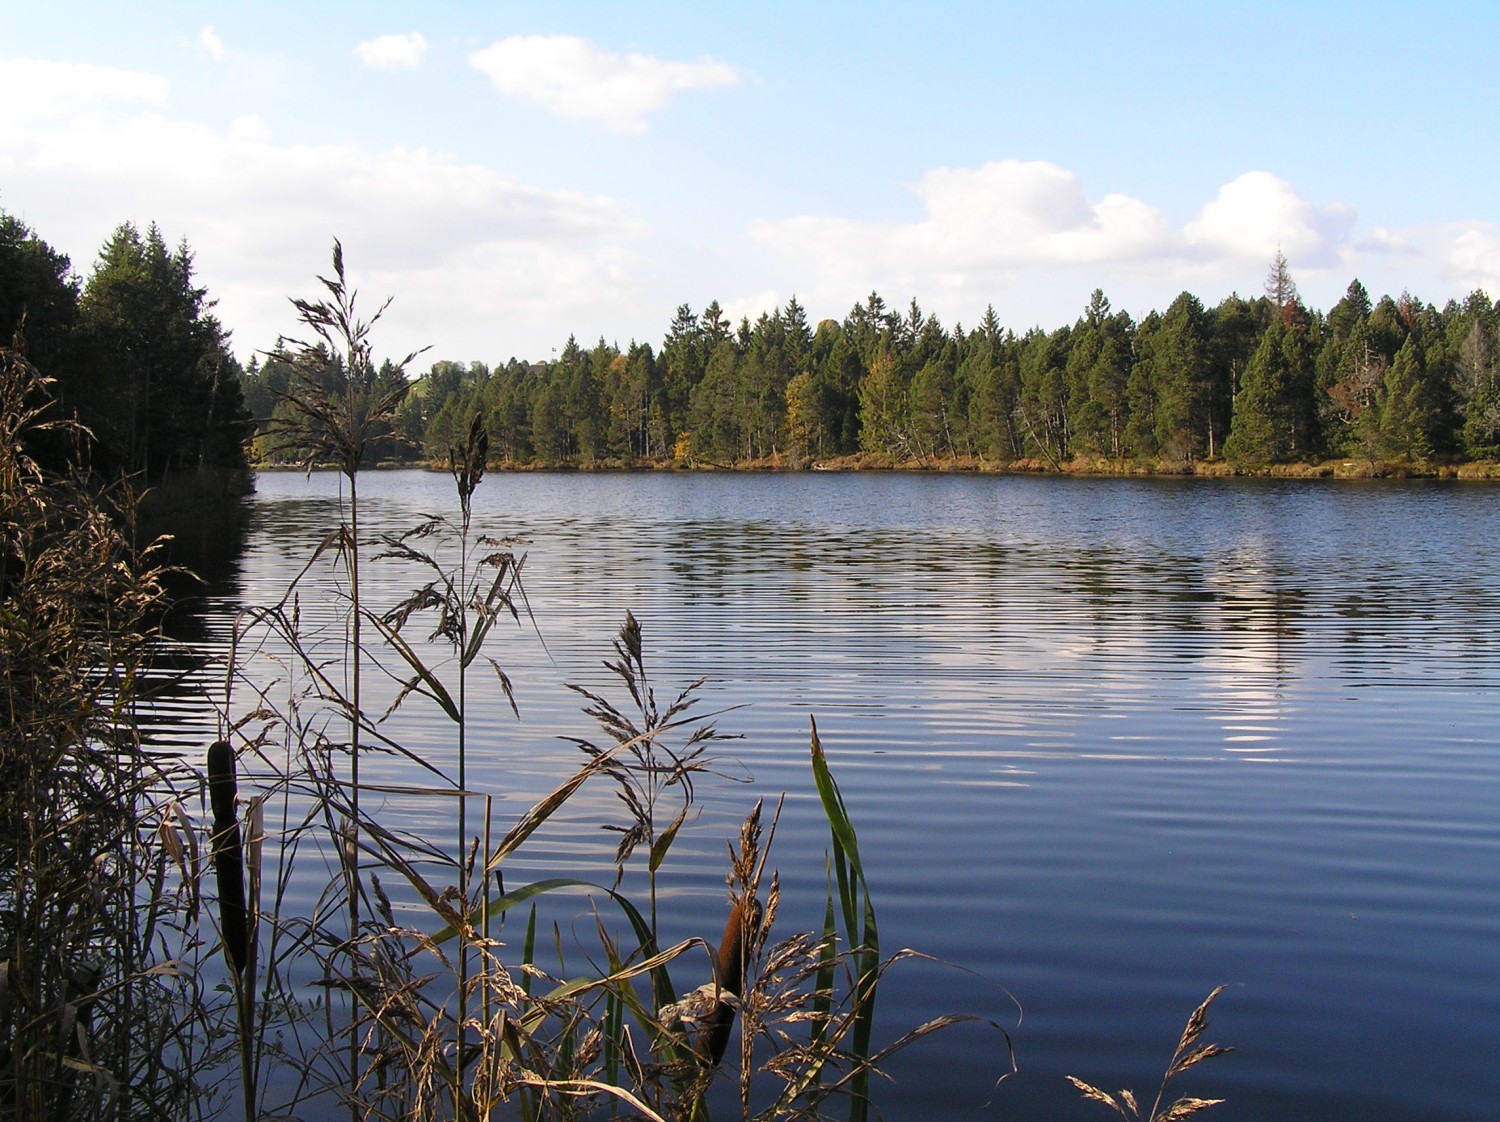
top-left (0, 57), bottom-right (646, 360)
top-left (1438, 225), bottom-right (1500, 298)
top-left (1184, 171), bottom-right (1354, 268)
top-left (227, 114), bottom-right (270, 143)
top-left (356, 32), bottom-right (428, 70)
top-left (748, 162), bottom-right (1373, 323)
top-left (911, 161), bottom-right (1174, 267)
top-left (197, 26), bottom-right (225, 62)
top-left (468, 35), bottom-right (741, 133)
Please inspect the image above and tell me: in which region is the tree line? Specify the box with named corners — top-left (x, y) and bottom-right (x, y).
top-left (0, 210), bottom-right (251, 484)
top-left (7, 204), bottom-right (1496, 478)
top-left (247, 251), bottom-right (1500, 473)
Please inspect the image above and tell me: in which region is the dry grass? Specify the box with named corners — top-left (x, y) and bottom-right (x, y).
top-left (1, 335), bottom-right (224, 1120)
top-left (1068, 985), bottom-right (1233, 1122)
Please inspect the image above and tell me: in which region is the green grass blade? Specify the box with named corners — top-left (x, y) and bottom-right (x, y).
top-left (648, 804), bottom-right (689, 875)
top-left (523, 902), bottom-right (538, 999)
top-left (810, 716), bottom-right (880, 1122)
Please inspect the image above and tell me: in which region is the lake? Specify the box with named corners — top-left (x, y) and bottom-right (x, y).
top-left (174, 468), bottom-right (1500, 1121)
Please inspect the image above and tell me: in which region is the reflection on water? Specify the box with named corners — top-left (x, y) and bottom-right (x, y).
top-left (170, 470), bottom-right (1500, 1122)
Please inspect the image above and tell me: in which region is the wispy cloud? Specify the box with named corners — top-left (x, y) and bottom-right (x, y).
top-left (468, 34), bottom-right (741, 133)
top-left (356, 32), bottom-right (428, 70)
top-left (197, 26), bottom-right (226, 62)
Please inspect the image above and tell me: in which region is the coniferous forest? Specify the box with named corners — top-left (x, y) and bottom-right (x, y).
top-left (0, 211), bottom-right (251, 488)
top-left (7, 205), bottom-right (1500, 479)
top-left (246, 250), bottom-right (1500, 476)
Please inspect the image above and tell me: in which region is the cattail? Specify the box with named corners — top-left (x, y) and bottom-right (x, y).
top-left (208, 740), bottom-right (250, 974)
top-left (700, 895), bottom-right (757, 1066)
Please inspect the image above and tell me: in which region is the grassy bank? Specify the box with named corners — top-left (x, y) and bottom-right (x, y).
top-left (272, 450), bottom-right (1500, 480)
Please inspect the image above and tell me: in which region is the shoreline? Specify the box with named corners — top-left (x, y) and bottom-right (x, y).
top-left (252, 453), bottom-right (1500, 481)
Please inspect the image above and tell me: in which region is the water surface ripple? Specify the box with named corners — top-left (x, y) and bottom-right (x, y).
top-left (178, 470), bottom-right (1499, 1121)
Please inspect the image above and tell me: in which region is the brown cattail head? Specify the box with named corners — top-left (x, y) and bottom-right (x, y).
top-left (715, 896), bottom-right (752, 993)
top-left (207, 739), bottom-right (237, 824)
top-left (701, 894), bottom-right (764, 1066)
top-left (207, 741), bottom-right (250, 974)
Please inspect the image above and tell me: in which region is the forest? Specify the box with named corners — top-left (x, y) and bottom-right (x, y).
top-left (0, 211), bottom-right (251, 489)
top-left (245, 251), bottom-right (1500, 476)
top-left (6, 203), bottom-right (1500, 479)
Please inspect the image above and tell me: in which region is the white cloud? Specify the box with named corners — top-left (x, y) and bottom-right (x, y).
top-left (1439, 226), bottom-right (1500, 299)
top-left (0, 58), bottom-right (646, 362)
top-left (910, 161), bottom-right (1174, 267)
top-left (720, 290), bottom-right (783, 329)
top-left (197, 26), bottom-right (225, 62)
top-left (748, 162), bottom-right (1376, 324)
top-left (356, 32), bottom-right (428, 70)
top-left (468, 35), bottom-right (741, 133)
top-left (0, 58), bottom-right (170, 124)
top-left (227, 114), bottom-right (270, 143)
top-left (1184, 171), bottom-right (1353, 268)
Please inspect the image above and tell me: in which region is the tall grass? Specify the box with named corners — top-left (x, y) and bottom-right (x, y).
top-left (0, 334), bottom-right (223, 1120)
top-left (2, 249), bottom-right (1233, 1121)
top-left (1068, 986), bottom-right (1233, 1122)
top-left (263, 239), bottom-right (428, 1107)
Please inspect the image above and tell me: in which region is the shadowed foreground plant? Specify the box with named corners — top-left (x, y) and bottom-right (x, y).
top-left (1, 334), bottom-right (221, 1120)
top-left (1068, 985), bottom-right (1233, 1122)
top-left (222, 511), bottom-right (1024, 1122)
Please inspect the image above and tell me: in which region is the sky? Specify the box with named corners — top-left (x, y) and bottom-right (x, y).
top-left (4, 1), bottom-right (1500, 369)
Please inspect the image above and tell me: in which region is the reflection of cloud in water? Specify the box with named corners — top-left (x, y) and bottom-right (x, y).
top-left (1199, 549), bottom-right (1303, 759)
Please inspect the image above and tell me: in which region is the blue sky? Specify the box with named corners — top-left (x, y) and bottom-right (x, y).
top-left (4, 2), bottom-right (1499, 366)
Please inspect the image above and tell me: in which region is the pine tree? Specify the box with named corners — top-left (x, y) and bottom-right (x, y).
top-left (1224, 317), bottom-right (1318, 465)
top-left (1265, 249), bottom-right (1300, 325)
top-left (76, 222), bottom-right (249, 478)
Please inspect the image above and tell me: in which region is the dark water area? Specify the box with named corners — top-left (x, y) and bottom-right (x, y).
top-left (170, 469), bottom-right (1500, 1121)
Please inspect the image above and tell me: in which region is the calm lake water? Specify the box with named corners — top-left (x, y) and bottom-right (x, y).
top-left (174, 469), bottom-right (1500, 1121)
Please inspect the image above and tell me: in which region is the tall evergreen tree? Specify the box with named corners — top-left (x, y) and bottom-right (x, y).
top-left (689, 336), bottom-right (745, 462)
top-left (1063, 290), bottom-right (1132, 457)
top-left (0, 212), bottom-right (79, 383)
top-left (76, 222), bottom-right (249, 478)
top-left (1016, 325), bottom-right (1071, 465)
top-left (1224, 317), bottom-right (1318, 465)
top-left (1453, 296), bottom-right (1500, 457)
top-left (1139, 293), bottom-right (1213, 462)
top-left (857, 337), bottom-right (910, 457)
top-left (660, 304), bottom-right (703, 443)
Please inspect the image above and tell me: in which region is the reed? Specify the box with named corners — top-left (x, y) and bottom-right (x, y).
top-left (1, 334), bottom-right (222, 1120)
top-left (1068, 985), bottom-right (1233, 1122)
top-left (264, 240), bottom-right (428, 1110)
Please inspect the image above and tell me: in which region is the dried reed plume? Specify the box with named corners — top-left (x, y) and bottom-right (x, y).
top-left (1068, 985), bottom-right (1234, 1121)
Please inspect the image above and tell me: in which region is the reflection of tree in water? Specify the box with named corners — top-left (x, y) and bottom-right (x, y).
top-left (137, 501), bottom-right (252, 762)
